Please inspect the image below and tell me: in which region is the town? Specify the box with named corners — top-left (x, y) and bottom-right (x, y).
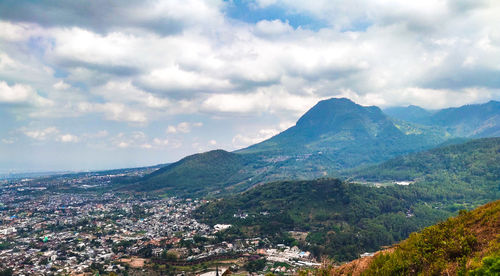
top-left (0, 172), bottom-right (318, 275)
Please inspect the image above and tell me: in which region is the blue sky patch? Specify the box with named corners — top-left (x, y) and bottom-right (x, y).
top-left (224, 0), bottom-right (327, 30)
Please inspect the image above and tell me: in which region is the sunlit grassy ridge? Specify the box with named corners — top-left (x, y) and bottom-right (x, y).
top-left (362, 200), bottom-right (500, 275)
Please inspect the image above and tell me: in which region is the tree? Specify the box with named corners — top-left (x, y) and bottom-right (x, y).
top-left (0, 269), bottom-right (13, 276)
top-left (245, 259), bottom-right (266, 272)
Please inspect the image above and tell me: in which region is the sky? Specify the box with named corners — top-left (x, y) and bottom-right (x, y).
top-left (1, 0), bottom-right (500, 173)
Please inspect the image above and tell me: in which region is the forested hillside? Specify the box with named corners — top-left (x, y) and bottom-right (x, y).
top-left (195, 138), bottom-right (500, 261)
top-left (348, 138), bottom-right (500, 206)
top-left (195, 178), bottom-right (452, 261)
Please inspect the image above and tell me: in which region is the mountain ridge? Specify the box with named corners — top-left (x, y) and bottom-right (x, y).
top-left (125, 98), bottom-right (500, 197)
top-left (385, 100), bottom-right (500, 137)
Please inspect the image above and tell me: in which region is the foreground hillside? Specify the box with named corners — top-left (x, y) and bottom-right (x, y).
top-left (328, 200), bottom-right (500, 275)
top-left (195, 138), bottom-right (500, 261)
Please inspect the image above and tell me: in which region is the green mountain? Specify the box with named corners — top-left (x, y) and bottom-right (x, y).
top-left (195, 138), bottom-right (500, 261)
top-left (125, 99), bottom-right (499, 198)
top-left (238, 98), bottom-right (446, 168)
top-left (430, 100), bottom-right (500, 137)
top-left (126, 150), bottom-right (254, 197)
top-left (126, 98), bottom-right (451, 196)
top-left (385, 100), bottom-right (500, 137)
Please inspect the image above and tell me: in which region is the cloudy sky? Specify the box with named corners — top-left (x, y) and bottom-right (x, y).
top-left (1, 0), bottom-right (499, 173)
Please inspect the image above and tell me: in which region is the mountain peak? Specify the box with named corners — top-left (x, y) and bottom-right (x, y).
top-left (295, 97), bottom-right (388, 132)
top-left (318, 97), bottom-right (356, 105)
top-left (239, 97), bottom-right (414, 168)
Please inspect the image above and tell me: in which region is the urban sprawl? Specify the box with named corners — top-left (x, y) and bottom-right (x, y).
top-left (0, 171), bottom-right (318, 275)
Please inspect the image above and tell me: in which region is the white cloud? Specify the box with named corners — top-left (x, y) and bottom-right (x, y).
top-left (117, 141), bottom-right (129, 148)
top-left (166, 125), bottom-right (178, 134)
top-left (255, 19), bottom-right (293, 36)
top-left (0, 21), bottom-right (42, 42)
top-left (0, 53), bottom-right (17, 70)
top-left (1, 1), bottom-right (499, 121)
top-left (2, 1), bottom-right (500, 170)
top-left (108, 131), bottom-right (179, 150)
top-left (1, 138), bottom-right (16, 144)
top-left (0, 81), bottom-right (53, 106)
top-left (58, 134), bottom-right (79, 143)
top-left (141, 143), bottom-right (153, 149)
top-left (153, 138), bottom-right (169, 146)
top-left (49, 28), bottom-right (140, 68)
top-left (21, 127), bottom-right (81, 143)
top-left (94, 81), bottom-right (170, 109)
top-left (139, 65), bottom-right (232, 93)
top-left (93, 130), bottom-right (109, 138)
top-left (202, 88), bottom-right (321, 115)
top-left (232, 128), bottom-right (280, 148)
top-left (166, 122), bottom-right (203, 134)
top-left (22, 127), bottom-right (59, 141)
top-left (53, 80), bottom-right (70, 90)
top-left (96, 102), bottom-right (148, 123)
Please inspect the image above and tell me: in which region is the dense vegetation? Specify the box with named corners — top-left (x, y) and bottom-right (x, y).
top-left (348, 138), bottom-right (500, 206)
top-left (349, 137), bottom-right (500, 181)
top-left (196, 138), bottom-right (500, 261)
top-left (362, 200), bottom-right (500, 275)
top-left (196, 178), bottom-right (454, 261)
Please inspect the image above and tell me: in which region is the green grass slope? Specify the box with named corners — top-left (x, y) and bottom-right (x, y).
top-left (362, 200), bottom-right (500, 275)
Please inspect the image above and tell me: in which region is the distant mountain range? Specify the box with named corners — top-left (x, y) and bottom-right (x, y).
top-left (384, 100), bottom-right (500, 137)
top-left (123, 98), bottom-right (500, 197)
